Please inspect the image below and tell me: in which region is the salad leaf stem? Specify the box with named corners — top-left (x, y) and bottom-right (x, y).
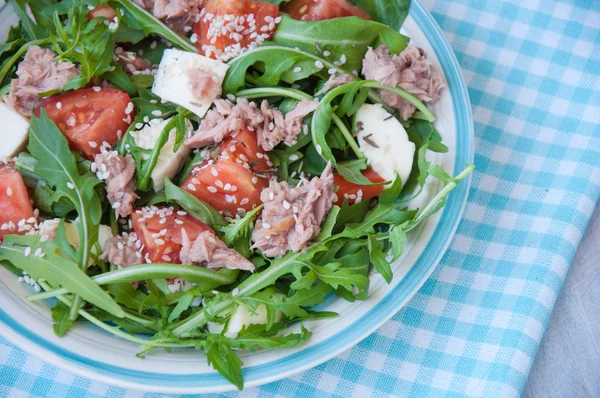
top-left (28, 264), bottom-right (239, 301)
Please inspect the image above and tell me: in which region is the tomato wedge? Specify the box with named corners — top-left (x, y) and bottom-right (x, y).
top-left (283, 0), bottom-right (371, 21)
top-left (182, 129), bottom-right (270, 215)
top-left (195, 0), bottom-right (280, 61)
top-left (131, 206), bottom-right (214, 264)
top-left (334, 168), bottom-right (385, 205)
top-left (35, 88), bottom-right (134, 159)
top-left (0, 166), bottom-right (35, 242)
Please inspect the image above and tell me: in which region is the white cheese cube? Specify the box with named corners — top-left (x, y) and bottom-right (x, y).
top-left (152, 49), bottom-right (229, 118)
top-left (355, 104), bottom-right (416, 185)
top-left (130, 117), bottom-right (192, 192)
top-left (0, 101), bottom-right (29, 160)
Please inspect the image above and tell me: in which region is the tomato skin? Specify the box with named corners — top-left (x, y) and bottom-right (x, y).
top-left (182, 129), bottom-right (269, 215)
top-left (0, 166), bottom-right (34, 241)
top-left (283, 0), bottom-right (371, 21)
top-left (131, 207), bottom-right (214, 264)
top-left (87, 4), bottom-right (117, 21)
top-left (334, 168), bottom-right (385, 205)
top-left (35, 88), bottom-right (133, 159)
top-left (195, 0), bottom-right (279, 60)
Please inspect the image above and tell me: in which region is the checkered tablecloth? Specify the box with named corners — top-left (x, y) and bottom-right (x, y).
top-left (1, 0), bottom-right (599, 397)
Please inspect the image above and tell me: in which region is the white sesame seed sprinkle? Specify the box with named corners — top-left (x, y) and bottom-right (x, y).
top-left (6, 187), bottom-right (12, 197)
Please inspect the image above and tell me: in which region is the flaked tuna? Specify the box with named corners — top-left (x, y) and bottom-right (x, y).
top-left (99, 232), bottom-right (143, 268)
top-left (133, 0), bottom-right (203, 34)
top-left (3, 46), bottom-right (79, 117)
top-left (180, 229), bottom-right (255, 271)
top-left (362, 45), bottom-right (445, 120)
top-left (252, 162), bottom-right (335, 257)
top-left (94, 151), bottom-right (139, 218)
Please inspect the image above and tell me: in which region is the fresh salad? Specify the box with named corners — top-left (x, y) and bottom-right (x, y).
top-left (0, 0), bottom-right (473, 389)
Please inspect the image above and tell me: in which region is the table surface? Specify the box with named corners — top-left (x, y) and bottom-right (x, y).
top-left (524, 202), bottom-right (600, 397)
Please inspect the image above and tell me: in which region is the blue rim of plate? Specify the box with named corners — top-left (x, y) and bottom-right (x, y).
top-left (0, 0), bottom-right (474, 392)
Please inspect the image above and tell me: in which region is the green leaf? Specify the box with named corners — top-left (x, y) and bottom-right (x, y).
top-left (51, 301), bottom-right (74, 337)
top-left (334, 199), bottom-right (370, 232)
top-left (217, 205), bottom-right (263, 246)
top-left (228, 323), bottom-right (312, 352)
top-left (0, 235), bottom-right (124, 318)
top-left (12, 0), bottom-right (51, 40)
top-left (379, 173), bottom-right (402, 203)
top-left (314, 205), bottom-right (340, 241)
top-left (164, 179), bottom-right (226, 227)
top-left (168, 291), bottom-right (195, 323)
top-left (389, 226), bottom-right (407, 262)
top-left (336, 159), bottom-right (388, 186)
top-left (204, 335), bottom-right (244, 390)
top-left (311, 262), bottom-right (369, 292)
top-left (272, 15), bottom-right (409, 72)
top-left (108, 283), bottom-right (149, 311)
top-left (29, 110), bottom-right (103, 272)
top-left (347, 0), bottom-right (411, 32)
top-left (368, 235), bottom-right (392, 283)
top-left (114, 0), bottom-right (196, 52)
top-left (101, 62), bottom-right (137, 96)
top-left (278, 283), bottom-right (333, 318)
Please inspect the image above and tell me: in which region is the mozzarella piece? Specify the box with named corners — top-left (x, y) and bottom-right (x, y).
top-left (130, 117), bottom-right (191, 192)
top-left (207, 304), bottom-right (282, 338)
top-left (0, 101), bottom-right (29, 160)
top-left (152, 48), bottom-right (229, 118)
top-left (355, 104), bottom-right (415, 185)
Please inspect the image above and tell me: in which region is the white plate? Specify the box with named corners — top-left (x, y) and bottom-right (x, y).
top-left (0, 1), bottom-right (473, 393)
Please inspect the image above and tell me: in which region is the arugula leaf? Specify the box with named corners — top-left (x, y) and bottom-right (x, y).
top-left (11, 0), bottom-right (52, 40)
top-left (114, 0), bottom-right (196, 52)
top-left (0, 235), bottom-right (124, 318)
top-left (51, 301), bottom-right (75, 337)
top-left (368, 235), bottom-right (392, 283)
top-left (277, 283), bottom-right (333, 318)
top-left (348, 0), bottom-right (411, 32)
top-left (167, 290), bottom-right (195, 323)
top-left (108, 283), bottom-right (149, 311)
top-left (315, 205), bottom-right (340, 241)
top-left (203, 335), bottom-right (244, 390)
top-left (311, 262), bottom-right (369, 292)
top-left (101, 62), bottom-right (137, 96)
top-left (217, 205), bottom-right (263, 246)
top-left (164, 179), bottom-right (226, 227)
top-left (336, 159), bottom-right (388, 186)
top-left (273, 15), bottom-right (409, 72)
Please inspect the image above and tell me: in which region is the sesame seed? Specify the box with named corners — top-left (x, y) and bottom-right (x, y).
top-left (324, 50), bottom-right (331, 56)
top-left (154, 239), bottom-right (165, 245)
top-left (289, 154), bottom-right (299, 161)
top-left (315, 60), bottom-right (324, 69)
top-left (66, 182), bottom-right (75, 189)
top-left (293, 67), bottom-right (302, 73)
top-left (177, 211), bottom-right (187, 216)
top-left (192, 178), bottom-right (200, 185)
top-left (6, 187), bottom-right (12, 197)
top-left (23, 247), bottom-right (31, 257)
top-left (262, 222), bottom-right (271, 229)
top-left (293, 206), bottom-right (299, 213)
top-left (269, 192), bottom-right (274, 200)
top-left (89, 141), bottom-right (98, 148)
top-left (56, 102), bottom-right (62, 109)
top-left (175, 219), bottom-right (183, 224)
top-left (34, 283), bottom-right (41, 292)
top-left (215, 180), bottom-right (224, 188)
top-left (283, 200), bottom-right (291, 210)
top-left (211, 168), bottom-right (218, 176)
top-left (240, 198), bottom-right (249, 205)
top-left (316, 144), bottom-right (323, 155)
top-left (112, 201), bottom-right (121, 209)
top-left (207, 186), bottom-right (217, 193)
top-left (162, 255), bottom-right (171, 262)
top-left (93, 86), bottom-right (101, 92)
top-left (187, 183), bottom-right (197, 191)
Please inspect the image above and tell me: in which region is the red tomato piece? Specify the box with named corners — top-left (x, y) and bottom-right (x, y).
top-left (87, 4), bottom-right (117, 21)
top-left (131, 206), bottom-right (214, 264)
top-left (195, 0), bottom-right (280, 61)
top-left (35, 88), bottom-right (134, 159)
top-left (333, 168), bottom-right (385, 205)
top-left (0, 166), bottom-right (34, 242)
top-left (182, 129), bottom-right (270, 215)
top-left (283, 0), bottom-right (371, 21)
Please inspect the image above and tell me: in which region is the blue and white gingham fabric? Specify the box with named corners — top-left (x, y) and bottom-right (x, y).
top-left (1, 0), bottom-right (599, 396)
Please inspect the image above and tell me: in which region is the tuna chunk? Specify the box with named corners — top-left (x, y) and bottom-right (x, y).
top-left (186, 98), bottom-right (319, 151)
top-left (180, 229), bottom-right (255, 271)
top-left (362, 45), bottom-right (445, 120)
top-left (100, 232), bottom-right (143, 268)
top-left (252, 162), bottom-right (335, 258)
top-left (94, 149), bottom-right (139, 218)
top-left (133, 0), bottom-right (203, 34)
top-left (114, 47), bottom-right (154, 75)
top-left (315, 73), bottom-right (355, 96)
top-left (3, 46), bottom-right (79, 117)
top-left (188, 68), bottom-right (223, 105)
